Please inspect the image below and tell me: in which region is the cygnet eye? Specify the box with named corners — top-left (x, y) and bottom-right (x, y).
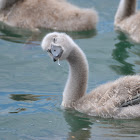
top-left (53, 37), bottom-right (57, 43)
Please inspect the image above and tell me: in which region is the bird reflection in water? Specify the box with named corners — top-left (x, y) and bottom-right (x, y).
top-left (0, 22), bottom-right (96, 45)
top-left (110, 32), bottom-right (135, 75)
top-left (63, 110), bottom-right (93, 140)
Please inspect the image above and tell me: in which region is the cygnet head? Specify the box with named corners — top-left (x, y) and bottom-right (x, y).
top-left (41, 32), bottom-right (76, 62)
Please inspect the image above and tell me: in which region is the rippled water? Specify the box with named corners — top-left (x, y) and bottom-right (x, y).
top-left (0, 0), bottom-right (140, 140)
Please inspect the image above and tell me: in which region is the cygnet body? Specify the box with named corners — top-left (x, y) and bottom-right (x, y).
top-left (114, 0), bottom-right (140, 43)
top-left (0, 0), bottom-right (98, 31)
top-left (41, 32), bottom-right (140, 119)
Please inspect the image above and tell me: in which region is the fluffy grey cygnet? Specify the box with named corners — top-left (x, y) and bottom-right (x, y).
top-left (41, 32), bottom-right (140, 119)
top-left (115, 0), bottom-right (140, 43)
top-left (0, 0), bottom-right (98, 31)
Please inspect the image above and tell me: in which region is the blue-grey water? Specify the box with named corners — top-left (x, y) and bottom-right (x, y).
top-left (0, 0), bottom-right (140, 140)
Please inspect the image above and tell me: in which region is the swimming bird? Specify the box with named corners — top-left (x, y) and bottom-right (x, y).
top-left (114, 0), bottom-right (140, 43)
top-left (41, 32), bottom-right (140, 119)
top-left (0, 0), bottom-right (98, 31)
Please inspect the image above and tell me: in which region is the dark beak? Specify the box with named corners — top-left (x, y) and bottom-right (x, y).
top-left (47, 49), bottom-right (52, 54)
top-left (47, 49), bottom-right (58, 62)
top-left (53, 58), bottom-right (57, 62)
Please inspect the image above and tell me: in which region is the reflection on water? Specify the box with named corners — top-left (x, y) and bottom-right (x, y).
top-left (110, 32), bottom-right (135, 75)
top-left (9, 94), bottom-right (41, 113)
top-left (9, 108), bottom-right (26, 114)
top-left (131, 47), bottom-right (140, 71)
top-left (64, 110), bottom-right (92, 140)
top-left (63, 109), bottom-right (140, 140)
top-left (0, 93), bottom-right (60, 115)
top-left (10, 94), bottom-right (41, 101)
top-left (98, 118), bottom-right (140, 139)
top-left (0, 22), bottom-right (96, 44)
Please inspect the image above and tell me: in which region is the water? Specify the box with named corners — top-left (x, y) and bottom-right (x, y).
top-left (0, 0), bottom-right (140, 139)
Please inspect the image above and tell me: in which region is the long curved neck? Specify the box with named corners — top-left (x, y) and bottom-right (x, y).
top-left (62, 45), bottom-right (88, 108)
top-left (0, 0), bottom-right (19, 10)
top-left (115, 0), bottom-right (137, 24)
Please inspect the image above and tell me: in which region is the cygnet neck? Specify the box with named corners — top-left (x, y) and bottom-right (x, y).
top-left (62, 45), bottom-right (88, 108)
top-left (115, 0), bottom-right (136, 23)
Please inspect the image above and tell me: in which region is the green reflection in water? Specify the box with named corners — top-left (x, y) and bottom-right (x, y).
top-left (111, 32), bottom-right (135, 75)
top-left (64, 110), bottom-right (93, 140)
top-left (0, 22), bottom-right (96, 44)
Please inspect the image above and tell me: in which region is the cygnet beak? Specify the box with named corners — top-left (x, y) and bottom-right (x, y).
top-left (48, 44), bottom-right (63, 62)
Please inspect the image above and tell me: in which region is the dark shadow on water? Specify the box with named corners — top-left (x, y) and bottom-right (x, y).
top-left (10, 94), bottom-right (41, 101)
top-left (9, 94), bottom-right (41, 114)
top-left (110, 32), bottom-right (135, 75)
top-left (9, 108), bottom-right (27, 114)
top-left (0, 22), bottom-right (97, 44)
top-left (9, 93), bottom-right (59, 114)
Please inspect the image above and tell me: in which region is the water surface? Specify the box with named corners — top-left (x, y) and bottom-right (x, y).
top-left (0, 0), bottom-right (140, 140)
